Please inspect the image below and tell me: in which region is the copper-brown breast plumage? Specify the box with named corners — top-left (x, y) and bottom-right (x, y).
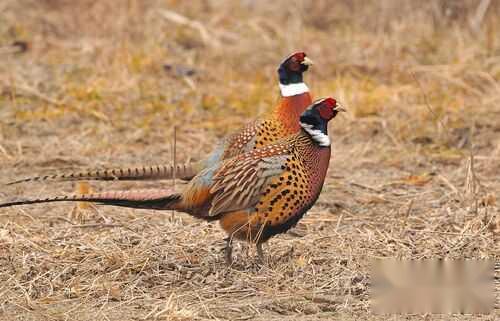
top-left (253, 119), bottom-right (286, 150)
top-left (213, 133), bottom-right (331, 243)
top-left (253, 140), bottom-right (329, 226)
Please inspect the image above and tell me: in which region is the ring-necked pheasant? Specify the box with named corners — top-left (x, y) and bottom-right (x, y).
top-left (0, 98), bottom-right (345, 264)
top-left (6, 52), bottom-right (314, 185)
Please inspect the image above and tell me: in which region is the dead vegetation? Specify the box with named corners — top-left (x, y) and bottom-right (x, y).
top-left (0, 0), bottom-right (498, 320)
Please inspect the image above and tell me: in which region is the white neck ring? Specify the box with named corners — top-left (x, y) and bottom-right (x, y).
top-left (300, 122), bottom-right (331, 147)
top-left (279, 82), bottom-right (309, 97)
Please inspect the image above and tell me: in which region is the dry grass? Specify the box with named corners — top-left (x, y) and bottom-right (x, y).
top-left (0, 0), bottom-right (499, 320)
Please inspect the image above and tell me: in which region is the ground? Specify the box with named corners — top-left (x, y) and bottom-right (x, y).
top-left (0, 1), bottom-right (498, 320)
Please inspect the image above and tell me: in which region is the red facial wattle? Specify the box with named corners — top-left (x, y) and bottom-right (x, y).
top-left (286, 52), bottom-right (307, 71)
top-left (293, 52), bottom-right (306, 62)
top-left (318, 99), bottom-right (338, 120)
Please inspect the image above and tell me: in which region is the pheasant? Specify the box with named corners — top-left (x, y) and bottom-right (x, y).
top-left (6, 51), bottom-right (314, 185)
top-left (0, 98), bottom-right (344, 263)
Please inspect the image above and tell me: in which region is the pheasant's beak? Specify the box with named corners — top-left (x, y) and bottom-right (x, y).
top-left (301, 57), bottom-right (314, 66)
top-left (334, 103), bottom-right (347, 113)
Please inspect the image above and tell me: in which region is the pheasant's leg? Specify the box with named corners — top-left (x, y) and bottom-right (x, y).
top-left (256, 243), bottom-right (265, 264)
top-left (224, 237), bottom-right (233, 266)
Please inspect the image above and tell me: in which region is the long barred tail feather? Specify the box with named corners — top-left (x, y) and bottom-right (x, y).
top-left (0, 189), bottom-right (182, 210)
top-left (6, 163), bottom-right (200, 186)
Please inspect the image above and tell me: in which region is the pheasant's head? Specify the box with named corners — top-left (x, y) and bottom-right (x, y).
top-left (299, 97), bottom-right (345, 147)
top-left (278, 51), bottom-right (313, 96)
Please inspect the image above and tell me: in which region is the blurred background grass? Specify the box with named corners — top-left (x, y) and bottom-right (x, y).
top-left (1, 1), bottom-right (499, 151)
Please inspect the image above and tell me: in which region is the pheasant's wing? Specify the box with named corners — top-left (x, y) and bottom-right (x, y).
top-left (208, 143), bottom-right (291, 216)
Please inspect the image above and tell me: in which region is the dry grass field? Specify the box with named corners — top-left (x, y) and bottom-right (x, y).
top-left (0, 0), bottom-right (499, 320)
